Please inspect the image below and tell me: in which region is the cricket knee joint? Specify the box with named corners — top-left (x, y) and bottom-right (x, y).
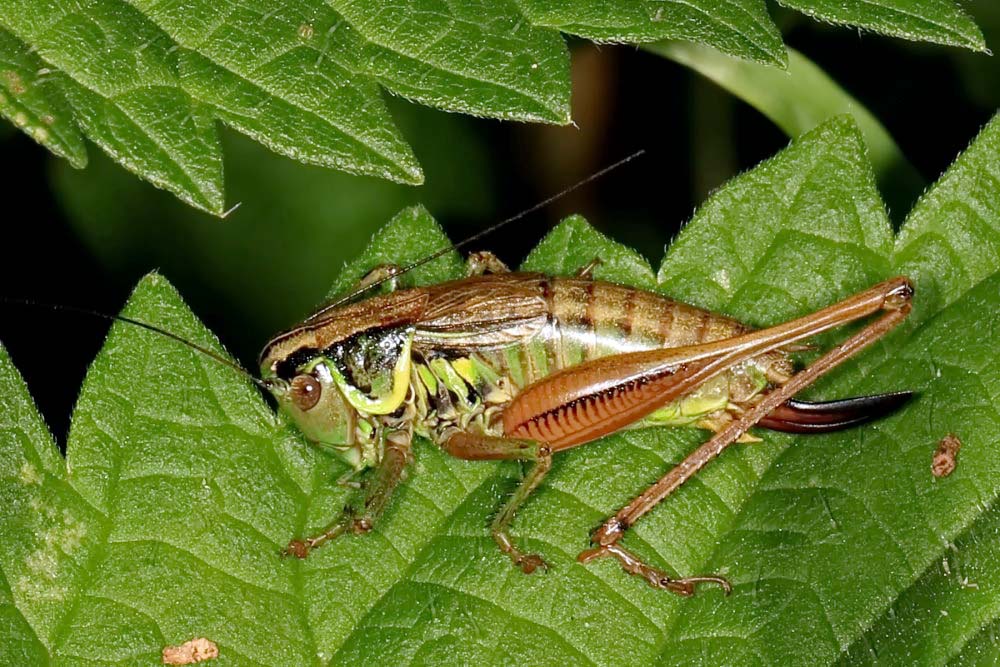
top-left (885, 279), bottom-right (913, 310)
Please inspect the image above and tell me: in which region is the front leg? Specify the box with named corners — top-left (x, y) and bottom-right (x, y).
top-left (441, 432), bottom-right (552, 573)
top-left (283, 437), bottom-right (412, 558)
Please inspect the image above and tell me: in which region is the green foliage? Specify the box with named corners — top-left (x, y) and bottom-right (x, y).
top-left (0, 0), bottom-right (987, 213)
top-left (0, 27), bottom-right (85, 167)
top-left (50, 99), bottom-right (493, 359)
top-left (514, 0), bottom-right (783, 65)
top-left (778, 0), bottom-right (985, 52)
top-left (2, 115), bottom-right (1000, 665)
top-left (649, 41), bottom-right (919, 191)
top-left (953, 3), bottom-right (1000, 110)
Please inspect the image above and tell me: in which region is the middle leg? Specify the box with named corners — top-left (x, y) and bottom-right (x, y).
top-left (442, 432), bottom-right (552, 572)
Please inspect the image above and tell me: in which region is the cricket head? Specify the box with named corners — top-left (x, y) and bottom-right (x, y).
top-left (261, 353), bottom-right (363, 468)
top-left (259, 316), bottom-right (416, 472)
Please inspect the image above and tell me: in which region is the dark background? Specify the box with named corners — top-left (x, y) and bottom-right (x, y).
top-left (3, 4), bottom-right (998, 441)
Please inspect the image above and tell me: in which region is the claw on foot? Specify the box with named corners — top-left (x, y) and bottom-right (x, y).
top-left (513, 553), bottom-right (548, 574)
top-left (578, 544), bottom-right (731, 597)
top-left (282, 539), bottom-right (311, 559)
top-left (282, 518), bottom-right (352, 559)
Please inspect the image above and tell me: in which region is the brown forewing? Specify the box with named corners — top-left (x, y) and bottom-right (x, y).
top-left (414, 274), bottom-right (550, 351)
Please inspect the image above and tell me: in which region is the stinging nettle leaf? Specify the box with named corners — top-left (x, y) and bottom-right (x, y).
top-left (514, 0), bottom-right (786, 67)
top-left (2, 114), bottom-right (1000, 665)
top-left (0, 0), bottom-right (990, 214)
top-left (659, 115), bottom-right (894, 323)
top-left (836, 275), bottom-right (1000, 666)
top-left (0, 0), bottom-right (423, 213)
top-left (0, 26), bottom-right (86, 168)
top-left (0, 0), bottom-right (228, 212)
top-left (332, 0), bottom-right (572, 123)
top-left (779, 0), bottom-right (987, 53)
top-left (893, 114), bottom-right (1000, 325)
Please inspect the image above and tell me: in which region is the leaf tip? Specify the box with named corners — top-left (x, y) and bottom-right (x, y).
top-left (802, 113), bottom-right (867, 151)
top-left (759, 44), bottom-right (789, 70)
top-left (197, 190), bottom-right (228, 217)
top-left (741, 22), bottom-right (788, 70)
top-left (954, 22), bottom-right (989, 54)
top-left (395, 160), bottom-right (425, 186)
top-left (129, 271), bottom-right (185, 312)
top-left (396, 202), bottom-right (433, 222)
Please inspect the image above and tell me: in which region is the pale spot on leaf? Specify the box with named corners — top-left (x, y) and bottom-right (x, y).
top-left (162, 637), bottom-right (219, 664)
top-left (19, 462), bottom-right (40, 485)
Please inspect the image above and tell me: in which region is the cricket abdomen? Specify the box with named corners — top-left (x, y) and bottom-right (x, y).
top-left (548, 278), bottom-right (750, 360)
top-left (461, 276), bottom-right (784, 388)
top-left (416, 274), bottom-right (751, 361)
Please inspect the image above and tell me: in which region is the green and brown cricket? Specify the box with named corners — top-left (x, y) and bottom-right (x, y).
top-left (26, 156), bottom-right (913, 596)
top-left (256, 248), bottom-right (914, 597)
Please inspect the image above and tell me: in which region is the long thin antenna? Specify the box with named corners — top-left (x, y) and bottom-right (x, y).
top-left (2, 299), bottom-right (276, 392)
top-left (318, 149), bottom-right (646, 315)
top-left (6, 150), bottom-right (645, 382)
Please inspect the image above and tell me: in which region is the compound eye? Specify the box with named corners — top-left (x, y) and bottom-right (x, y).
top-left (290, 374), bottom-right (322, 411)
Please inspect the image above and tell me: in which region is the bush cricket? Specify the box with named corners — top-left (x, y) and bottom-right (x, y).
top-left (11, 153), bottom-right (914, 596)
top-left (260, 255), bottom-right (912, 596)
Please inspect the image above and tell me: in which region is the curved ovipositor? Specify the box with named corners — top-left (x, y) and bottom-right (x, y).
top-left (759, 391), bottom-right (914, 433)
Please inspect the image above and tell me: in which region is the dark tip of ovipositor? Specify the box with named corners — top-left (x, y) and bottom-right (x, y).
top-left (759, 391), bottom-right (916, 434)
